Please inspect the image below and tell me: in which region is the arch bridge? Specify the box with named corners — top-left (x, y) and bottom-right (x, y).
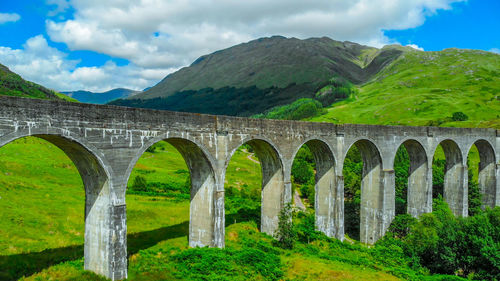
top-left (0, 96), bottom-right (498, 280)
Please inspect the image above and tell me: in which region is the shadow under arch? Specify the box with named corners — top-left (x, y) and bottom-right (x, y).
top-left (224, 137), bottom-right (285, 236)
top-left (344, 139), bottom-right (386, 244)
top-left (0, 134), bottom-right (113, 278)
top-left (395, 139), bottom-right (431, 217)
top-left (127, 137), bottom-right (218, 248)
top-left (434, 139), bottom-right (466, 217)
top-left (291, 138), bottom-right (339, 238)
top-left (468, 139), bottom-right (497, 209)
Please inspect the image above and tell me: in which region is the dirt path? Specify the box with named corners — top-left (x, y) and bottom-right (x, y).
top-left (294, 190), bottom-right (306, 211)
top-left (242, 148), bottom-right (260, 164)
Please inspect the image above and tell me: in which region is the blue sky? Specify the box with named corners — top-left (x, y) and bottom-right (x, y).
top-left (0, 0), bottom-right (498, 92)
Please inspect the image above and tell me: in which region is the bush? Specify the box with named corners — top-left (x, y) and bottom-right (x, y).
top-left (399, 198), bottom-right (500, 280)
top-left (451, 112), bottom-right (468, 121)
top-left (172, 247), bottom-right (283, 281)
top-left (387, 214), bottom-right (417, 239)
top-left (294, 211), bottom-right (326, 243)
top-left (132, 175), bottom-right (148, 191)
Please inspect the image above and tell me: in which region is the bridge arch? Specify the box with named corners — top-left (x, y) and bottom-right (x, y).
top-left (126, 136), bottom-right (218, 248)
top-left (433, 139), bottom-right (467, 217)
top-left (342, 139), bottom-right (388, 244)
top-left (0, 133), bottom-right (116, 278)
top-left (467, 139), bottom-right (497, 209)
top-left (393, 139), bottom-right (431, 217)
top-left (223, 137), bottom-right (285, 236)
top-left (290, 138), bottom-right (339, 238)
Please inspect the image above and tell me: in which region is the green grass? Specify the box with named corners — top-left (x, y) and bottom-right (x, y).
top-left (1, 137), bottom-right (462, 281)
top-left (310, 49), bottom-right (500, 128)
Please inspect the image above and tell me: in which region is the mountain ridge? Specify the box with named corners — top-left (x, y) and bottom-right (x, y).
top-left (62, 88), bottom-right (140, 104)
top-left (132, 36), bottom-right (407, 100)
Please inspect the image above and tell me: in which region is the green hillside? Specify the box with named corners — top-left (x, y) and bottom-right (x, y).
top-left (0, 63), bottom-right (76, 102)
top-left (310, 48), bottom-right (500, 128)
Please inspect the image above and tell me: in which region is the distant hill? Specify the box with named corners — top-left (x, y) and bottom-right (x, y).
top-left (62, 88), bottom-right (140, 104)
top-left (310, 48), bottom-right (500, 128)
top-left (111, 36), bottom-right (404, 116)
top-left (0, 63), bottom-right (75, 101)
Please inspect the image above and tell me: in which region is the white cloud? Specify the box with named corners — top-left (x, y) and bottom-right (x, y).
top-left (406, 44), bottom-right (424, 51)
top-left (1, 0), bottom-right (466, 92)
top-left (46, 0), bottom-right (464, 71)
top-left (0, 35), bottom-right (171, 92)
top-left (0, 13), bottom-right (21, 24)
top-left (489, 48), bottom-right (500, 54)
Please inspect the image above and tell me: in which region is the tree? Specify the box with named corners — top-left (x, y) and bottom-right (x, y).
top-left (274, 203), bottom-right (296, 249)
top-left (291, 159), bottom-right (314, 184)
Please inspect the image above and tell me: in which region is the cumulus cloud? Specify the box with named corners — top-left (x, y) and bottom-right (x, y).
top-left (1, 0), bottom-right (466, 92)
top-left (47, 0), bottom-right (464, 70)
top-left (0, 35), bottom-right (172, 92)
top-left (0, 13), bottom-right (21, 24)
top-left (406, 44), bottom-right (424, 51)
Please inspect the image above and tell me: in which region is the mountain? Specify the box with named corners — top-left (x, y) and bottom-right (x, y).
top-left (111, 36), bottom-right (499, 128)
top-left (62, 88), bottom-right (140, 104)
top-left (111, 36), bottom-right (405, 116)
top-left (0, 63), bottom-right (75, 101)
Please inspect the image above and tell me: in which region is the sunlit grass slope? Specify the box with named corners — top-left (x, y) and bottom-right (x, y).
top-left (311, 49), bottom-right (500, 128)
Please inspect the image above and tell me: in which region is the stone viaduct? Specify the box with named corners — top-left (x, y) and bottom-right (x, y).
top-left (0, 95), bottom-right (498, 280)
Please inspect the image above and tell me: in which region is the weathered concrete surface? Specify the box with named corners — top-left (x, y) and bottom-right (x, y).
top-left (0, 96), bottom-right (498, 280)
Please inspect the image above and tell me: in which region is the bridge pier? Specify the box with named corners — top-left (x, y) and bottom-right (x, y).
top-left (474, 140), bottom-right (498, 209)
top-left (441, 140), bottom-right (468, 217)
top-left (405, 140), bottom-right (432, 217)
top-left (247, 139), bottom-right (286, 236)
top-left (304, 140), bottom-right (339, 238)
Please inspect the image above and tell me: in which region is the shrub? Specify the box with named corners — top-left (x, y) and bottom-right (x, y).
top-left (388, 214), bottom-right (417, 239)
top-left (451, 112), bottom-right (468, 121)
top-left (294, 211), bottom-right (326, 243)
top-left (132, 175), bottom-right (148, 191)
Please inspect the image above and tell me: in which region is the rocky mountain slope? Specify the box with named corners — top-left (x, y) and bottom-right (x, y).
top-left (112, 36), bottom-right (405, 116)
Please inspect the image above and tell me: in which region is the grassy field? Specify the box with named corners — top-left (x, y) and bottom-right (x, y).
top-left (0, 137), bottom-right (470, 281)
